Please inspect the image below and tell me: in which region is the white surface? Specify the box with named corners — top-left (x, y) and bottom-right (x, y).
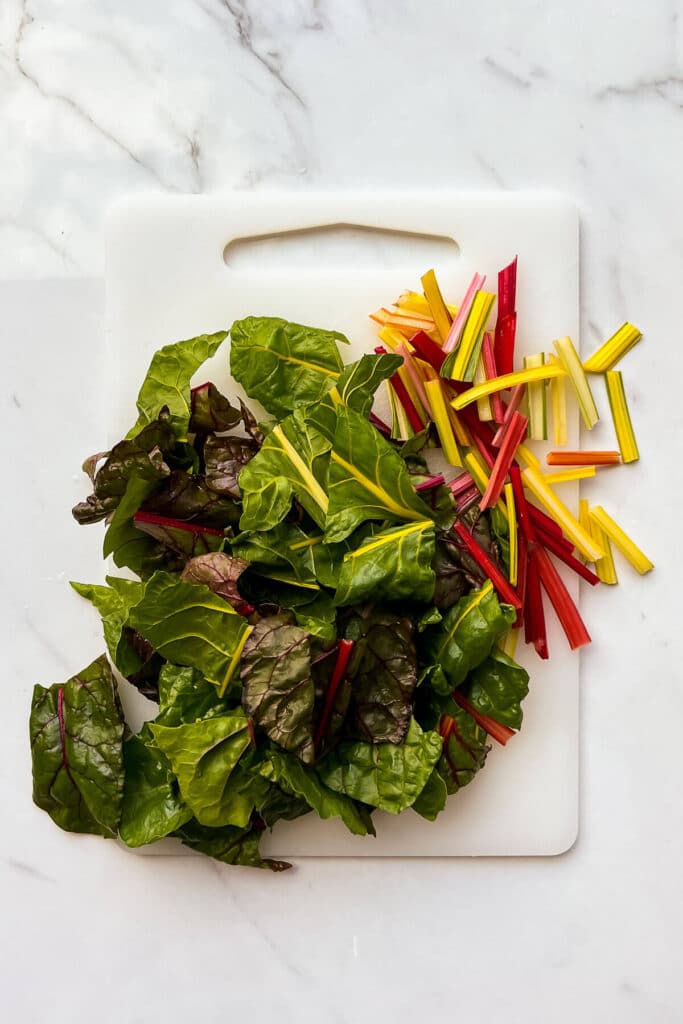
top-left (0, 2), bottom-right (680, 1021)
top-left (106, 190), bottom-right (579, 857)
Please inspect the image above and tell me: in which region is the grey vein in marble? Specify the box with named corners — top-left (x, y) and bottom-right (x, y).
top-left (482, 55), bottom-right (533, 90)
top-left (205, 0), bottom-right (306, 107)
top-left (597, 75), bottom-right (683, 110)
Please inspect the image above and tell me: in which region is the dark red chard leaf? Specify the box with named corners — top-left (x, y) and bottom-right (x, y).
top-left (241, 615), bottom-right (316, 764)
top-left (238, 398), bottom-right (265, 445)
top-left (190, 382), bottom-right (242, 435)
top-left (139, 470), bottom-right (241, 529)
top-left (180, 551), bottom-right (254, 616)
top-left (121, 628), bottom-right (164, 701)
top-left (72, 409), bottom-right (175, 525)
top-left (432, 509), bottom-right (497, 610)
top-left (313, 640), bottom-right (354, 753)
top-left (438, 708), bottom-right (490, 794)
top-left (342, 608), bottom-right (418, 745)
top-left (133, 511), bottom-right (225, 563)
top-left (175, 818), bottom-right (291, 872)
top-left (29, 654), bottom-right (125, 836)
top-left (203, 434), bottom-right (259, 499)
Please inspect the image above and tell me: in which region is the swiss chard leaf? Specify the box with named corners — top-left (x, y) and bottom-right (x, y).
top-left (150, 713), bottom-right (265, 828)
top-left (175, 819), bottom-right (291, 872)
top-left (72, 412), bottom-right (175, 525)
top-left (439, 706), bottom-right (490, 794)
top-left (334, 521), bottom-right (436, 607)
top-left (342, 607), bottom-right (418, 745)
top-left (189, 382), bottom-right (241, 435)
top-left (121, 629), bottom-right (164, 701)
top-left (461, 649), bottom-right (529, 730)
top-left (238, 407), bottom-right (331, 532)
top-left (422, 581), bottom-right (516, 690)
top-left (240, 615), bottom-right (316, 764)
top-left (337, 353), bottom-right (403, 415)
top-left (139, 471), bottom-right (240, 530)
top-left (325, 406), bottom-right (432, 542)
top-left (203, 434), bottom-right (259, 499)
top-left (128, 331), bottom-right (227, 440)
top-left (230, 316), bottom-right (346, 419)
top-left (70, 577), bottom-right (145, 677)
top-left (231, 522), bottom-right (319, 588)
top-left (180, 551), bottom-right (252, 615)
top-left (132, 514), bottom-right (225, 563)
top-left (119, 729), bottom-right (192, 847)
top-left (433, 510), bottom-right (499, 610)
top-left (412, 768), bottom-right (449, 821)
top-left (29, 654), bottom-right (124, 837)
top-left (308, 353), bottom-right (402, 440)
top-left (317, 718), bottom-right (442, 814)
top-left (257, 785), bottom-right (311, 828)
top-left (128, 572), bottom-right (251, 696)
top-left (240, 575), bottom-right (337, 648)
top-left (103, 473), bottom-right (175, 577)
top-left (156, 663), bottom-right (228, 727)
top-left (258, 749), bottom-right (374, 837)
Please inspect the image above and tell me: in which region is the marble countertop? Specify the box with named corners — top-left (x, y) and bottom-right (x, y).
top-left (1, 2), bottom-right (681, 1022)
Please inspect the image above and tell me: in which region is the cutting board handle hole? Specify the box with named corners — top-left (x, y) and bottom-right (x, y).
top-left (223, 224), bottom-right (460, 272)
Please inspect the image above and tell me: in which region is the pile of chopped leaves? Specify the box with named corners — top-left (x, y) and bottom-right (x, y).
top-left (29, 262), bottom-right (652, 871)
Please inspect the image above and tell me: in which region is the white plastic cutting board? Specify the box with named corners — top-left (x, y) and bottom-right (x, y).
top-left (106, 192), bottom-right (580, 857)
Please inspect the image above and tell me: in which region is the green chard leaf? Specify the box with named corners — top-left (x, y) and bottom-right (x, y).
top-left (308, 352), bottom-right (403, 440)
top-left (128, 572), bottom-right (251, 697)
top-left (150, 712), bottom-right (266, 829)
top-left (238, 407), bottom-right (331, 532)
top-left (70, 577), bottom-right (145, 677)
top-left (461, 649), bottom-right (530, 730)
top-left (175, 819), bottom-right (291, 872)
top-left (230, 316), bottom-right (346, 419)
top-left (231, 522), bottom-right (320, 588)
top-left (240, 575), bottom-right (337, 648)
top-left (72, 411), bottom-right (175, 525)
top-left (240, 615), bottom-right (316, 764)
top-left (128, 331), bottom-right (227, 440)
top-left (325, 405), bottom-right (432, 542)
top-left (257, 785), bottom-right (311, 828)
top-left (334, 521), bottom-right (436, 607)
top-left (422, 581), bottom-right (516, 690)
top-left (317, 718), bottom-right (442, 814)
top-left (258, 749), bottom-right (374, 837)
top-left (119, 729), bottom-right (192, 847)
top-left (412, 768), bottom-right (449, 821)
top-left (155, 663), bottom-right (229, 727)
top-left (29, 654), bottom-right (124, 837)
top-left (103, 472), bottom-right (176, 577)
top-left (343, 607), bottom-right (418, 745)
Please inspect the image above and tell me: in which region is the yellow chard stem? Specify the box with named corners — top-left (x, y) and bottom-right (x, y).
top-left (588, 505), bottom-right (653, 575)
top-left (521, 466), bottom-right (604, 562)
top-left (553, 336), bottom-right (599, 430)
top-left (504, 482), bottom-right (518, 586)
top-left (450, 363), bottom-right (565, 409)
top-left (421, 268), bottom-right (453, 343)
top-left (424, 379), bottom-right (461, 467)
top-left (583, 322), bottom-right (642, 373)
top-left (605, 370), bottom-right (640, 463)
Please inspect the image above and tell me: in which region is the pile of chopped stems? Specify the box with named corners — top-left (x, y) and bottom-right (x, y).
top-left (371, 262), bottom-right (652, 663)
